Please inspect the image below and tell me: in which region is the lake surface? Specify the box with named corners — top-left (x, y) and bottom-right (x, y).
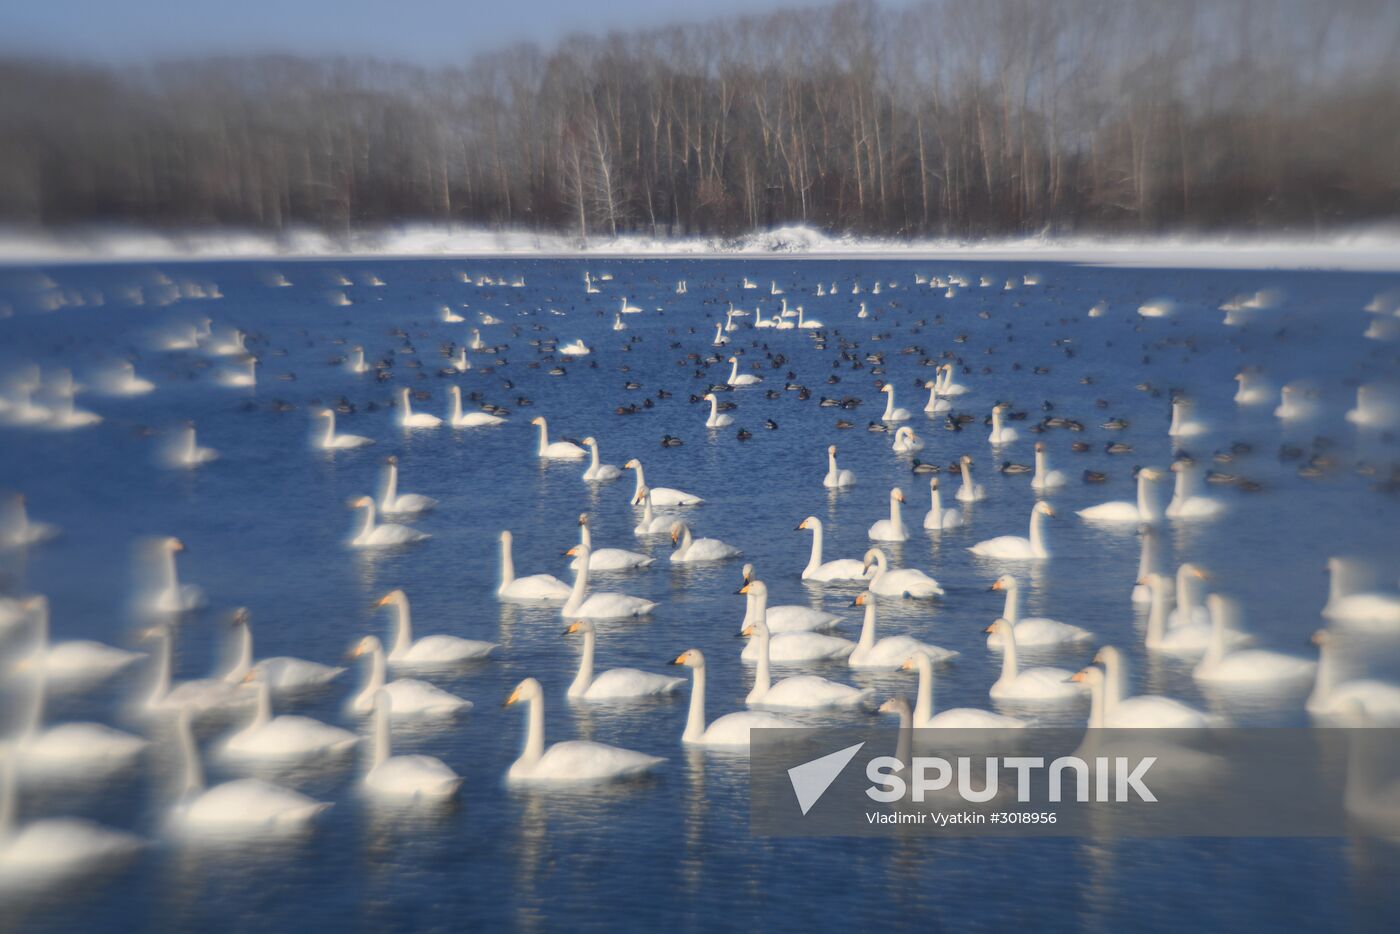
top-left (1, 256), bottom-right (1398, 932)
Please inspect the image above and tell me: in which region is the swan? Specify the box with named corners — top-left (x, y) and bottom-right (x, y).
top-left (497, 530), bottom-right (572, 601)
top-left (561, 544), bottom-right (656, 619)
top-left (891, 426), bottom-right (924, 453)
top-left (878, 384), bottom-right (911, 423)
top-left (571, 514), bottom-right (653, 571)
top-left (726, 356), bottom-right (763, 387)
top-left (923, 380), bottom-right (952, 414)
top-left (315, 408), bottom-right (374, 449)
top-left (902, 651), bottom-right (1026, 728)
top-left (449, 347), bottom-right (471, 371)
top-left (631, 487), bottom-right (674, 536)
top-left (580, 437), bottom-right (621, 481)
top-left (1142, 571), bottom-right (1241, 655)
top-left (377, 590), bottom-right (497, 666)
top-left (169, 423), bottom-right (217, 468)
top-left (922, 478), bottom-right (963, 530)
top-left (564, 620), bottom-right (685, 699)
top-left (14, 596), bottom-right (144, 682)
top-left (223, 610), bottom-right (344, 691)
top-left (1233, 369), bottom-right (1271, 405)
top-left (1193, 595), bottom-right (1317, 684)
top-left (530, 416), bottom-right (586, 459)
top-left (970, 502), bottom-right (1055, 559)
top-left (168, 709), bottom-right (331, 835)
top-left (1077, 467), bottom-right (1164, 524)
top-left (379, 456), bottom-right (437, 515)
top-left (862, 548), bottom-right (943, 598)
top-left (349, 497), bottom-right (428, 547)
top-left (612, 314), bottom-right (627, 332)
top-left (738, 566), bottom-right (842, 631)
top-left (712, 322), bottom-right (729, 345)
top-left (868, 487), bottom-right (909, 542)
top-left (1305, 630), bottom-right (1400, 722)
top-left (7, 658), bottom-right (148, 773)
top-left (987, 403), bottom-right (1019, 445)
top-left (702, 393), bottom-right (734, 429)
top-left (1274, 383), bottom-right (1319, 421)
top-left (396, 387), bottom-right (442, 429)
top-left (144, 536), bottom-right (205, 614)
top-left (1131, 525), bottom-right (1166, 604)
top-left (447, 386), bottom-right (504, 426)
top-left (214, 355), bottom-right (257, 389)
top-left (745, 616), bottom-right (871, 709)
top-left (956, 455), bottom-right (986, 502)
top-left (220, 675), bottom-right (357, 760)
top-left (672, 649), bottom-right (799, 748)
top-left (0, 761), bottom-right (143, 882)
top-left (1167, 398), bottom-right (1207, 438)
top-left (362, 692), bottom-right (461, 799)
top-left (938, 365), bottom-right (969, 396)
top-left (440, 304), bottom-right (465, 324)
top-left (823, 444), bottom-right (856, 488)
top-left (101, 360), bottom-right (155, 396)
top-left (624, 458), bottom-right (703, 505)
top-left (738, 581), bottom-right (854, 662)
top-left (796, 516), bottom-right (869, 582)
top-left (986, 575), bottom-right (1090, 648)
top-left (847, 591), bottom-right (956, 668)
top-left (0, 495), bottom-right (58, 549)
top-left (505, 677), bottom-right (664, 782)
top-left (1322, 557), bottom-right (1400, 629)
top-left (1137, 299), bottom-right (1174, 318)
top-left (1345, 384), bottom-right (1400, 430)
top-left (348, 636), bottom-right (471, 716)
top-left (1166, 562), bottom-right (1214, 630)
top-left (468, 329), bottom-right (487, 350)
top-left (984, 619), bottom-right (1085, 702)
top-left (620, 297), bottom-right (642, 314)
top-left (205, 327), bottom-right (247, 357)
top-left (347, 346), bottom-right (369, 374)
top-left (1030, 442), bottom-right (1066, 491)
top-left (139, 625), bottom-right (251, 715)
top-left (669, 521), bottom-right (741, 563)
top-left (796, 307), bottom-right (822, 329)
top-left (560, 339), bottom-right (590, 356)
top-left (1165, 459), bottom-right (1225, 520)
top-left (1087, 647), bottom-right (1221, 728)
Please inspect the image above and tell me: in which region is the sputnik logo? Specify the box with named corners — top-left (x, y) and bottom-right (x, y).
top-left (787, 742), bottom-right (865, 815)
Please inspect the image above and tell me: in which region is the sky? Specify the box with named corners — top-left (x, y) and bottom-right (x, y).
top-left (1, 0), bottom-right (838, 65)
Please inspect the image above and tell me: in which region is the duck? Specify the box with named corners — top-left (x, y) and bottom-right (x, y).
top-left (348, 636), bottom-right (471, 716)
top-left (985, 619), bottom-right (1086, 702)
top-left (901, 651), bottom-right (1026, 728)
top-left (891, 426), bottom-right (924, 454)
top-left (378, 456), bottom-right (437, 515)
top-left (879, 384), bottom-right (911, 422)
top-left (796, 516), bottom-right (869, 582)
top-left (823, 444), bottom-right (857, 488)
top-left (1305, 630), bottom-right (1400, 722)
top-left (669, 520), bottom-right (742, 563)
top-left (744, 616), bottom-right (871, 709)
top-left (395, 387), bottom-right (442, 428)
top-left (530, 416), bottom-right (586, 459)
top-left (726, 356), bottom-right (763, 387)
top-left (986, 575), bottom-right (1090, 647)
top-left (738, 581), bottom-right (854, 662)
top-left (1193, 594), bottom-right (1317, 684)
top-left (564, 620), bottom-right (685, 699)
top-left (571, 514), bottom-right (654, 571)
top-left (561, 544), bottom-right (656, 619)
top-left (970, 502), bottom-right (1054, 559)
top-left (987, 403), bottom-right (1019, 445)
top-left (315, 408), bottom-right (374, 449)
top-left (624, 458), bottom-right (703, 505)
top-left (580, 437), bottom-right (622, 481)
top-left (1076, 467), bottom-right (1164, 524)
top-left (862, 548), bottom-right (944, 598)
top-left (447, 385), bottom-right (505, 426)
top-left (376, 590), bottom-right (496, 667)
top-left (219, 674), bottom-right (357, 760)
top-left (867, 487), bottom-right (910, 542)
top-left (956, 455), bottom-right (986, 502)
top-left (505, 678), bottom-right (664, 781)
top-left (1030, 442), bottom-right (1067, 491)
top-left (349, 496), bottom-right (428, 547)
top-left (703, 392), bottom-right (734, 428)
top-left (497, 530), bottom-right (573, 602)
top-left (361, 692), bottom-right (462, 799)
top-left (671, 649), bottom-right (800, 748)
top-left (847, 592), bottom-right (956, 668)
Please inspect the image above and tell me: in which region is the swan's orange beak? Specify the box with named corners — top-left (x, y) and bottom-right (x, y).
top-left (984, 623), bottom-right (996, 634)
top-left (504, 686), bottom-right (523, 707)
top-left (853, 593), bottom-right (868, 607)
top-left (990, 580), bottom-right (1004, 592)
top-left (894, 490), bottom-right (905, 503)
top-left (374, 594), bottom-right (391, 607)
top-left (564, 621), bottom-right (582, 635)
top-left (349, 642), bottom-right (367, 658)
top-left (1070, 670), bottom-right (1087, 683)
top-left (740, 625), bottom-right (753, 637)
top-left (670, 652), bottom-right (689, 666)
top-left (738, 581), bottom-right (753, 594)
top-left (564, 545), bottom-right (579, 557)
top-left (900, 658), bottom-right (915, 671)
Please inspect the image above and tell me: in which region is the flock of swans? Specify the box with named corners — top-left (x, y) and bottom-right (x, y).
top-left (2, 260), bottom-right (1400, 889)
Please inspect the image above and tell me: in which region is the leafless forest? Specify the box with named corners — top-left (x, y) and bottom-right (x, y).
top-left (2, 0), bottom-right (1398, 238)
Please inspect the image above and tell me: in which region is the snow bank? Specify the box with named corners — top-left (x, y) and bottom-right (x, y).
top-left (3, 223), bottom-right (1399, 271)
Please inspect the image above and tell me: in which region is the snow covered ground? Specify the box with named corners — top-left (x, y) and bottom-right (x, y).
top-left (2, 223), bottom-right (1399, 271)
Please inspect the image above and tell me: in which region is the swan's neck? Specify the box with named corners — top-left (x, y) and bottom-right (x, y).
top-left (631, 464), bottom-right (646, 500)
top-left (251, 681), bottom-right (272, 730)
top-left (1328, 561), bottom-right (1356, 606)
top-left (728, 359), bottom-right (739, 383)
top-left (883, 391), bottom-right (896, 419)
top-left (749, 630), bottom-right (771, 702)
top-left (1177, 567), bottom-right (1198, 615)
top-left (804, 523), bottom-right (823, 575)
top-left (449, 388), bottom-right (463, 423)
top-left (1137, 532), bottom-right (1157, 579)
top-left (1170, 467), bottom-right (1189, 506)
top-left (1103, 652), bottom-right (1127, 710)
top-left (1169, 404), bottom-right (1182, 434)
top-left (640, 492), bottom-right (655, 526)
top-left (178, 715), bottom-right (204, 796)
top-left (589, 443), bottom-right (601, 471)
top-left (1029, 509), bottom-right (1047, 557)
top-left (500, 537), bottom-right (515, 588)
top-left (858, 601), bottom-right (878, 651)
top-left (1085, 675), bottom-right (1105, 729)
top-left (224, 623), bottom-right (252, 683)
top-left (1034, 448), bottom-right (1046, 482)
top-left (930, 484), bottom-right (944, 525)
top-left (708, 396), bottom-right (719, 421)
top-left (570, 629), bottom-right (595, 695)
top-left (382, 462), bottom-right (399, 506)
top-left (684, 666), bottom-right (707, 742)
top-left (536, 420), bottom-right (550, 455)
top-left (741, 589), bottom-right (757, 628)
top-left (372, 699), bottom-right (391, 768)
top-left (520, 696), bottom-right (545, 767)
top-left (390, 599), bottom-right (413, 657)
top-left (912, 655), bottom-right (934, 725)
top-left (22, 658), bottom-right (46, 737)
top-left (359, 646), bottom-right (386, 704)
top-left (826, 449), bottom-right (838, 480)
top-left (401, 392), bottom-right (414, 419)
top-left (564, 555), bottom-right (589, 615)
top-left (1311, 640), bottom-right (1337, 702)
top-left (148, 631), bottom-right (172, 703)
top-left (1146, 581), bottom-right (1169, 646)
top-left (322, 412), bottom-right (336, 445)
top-left (184, 427), bottom-right (198, 461)
top-left (579, 524), bottom-right (592, 550)
top-left (1202, 605), bottom-right (1229, 668)
top-left (961, 463), bottom-right (975, 492)
top-left (927, 383), bottom-right (939, 407)
top-left (161, 547), bottom-right (180, 594)
top-left (1000, 625), bottom-right (1020, 682)
top-left (355, 502), bottom-right (376, 541)
top-left (1136, 472), bottom-right (1158, 521)
top-left (992, 408), bottom-right (1004, 434)
top-left (0, 762), bottom-right (14, 839)
top-left (889, 494), bottom-right (903, 528)
top-left (1002, 580), bottom-right (1021, 623)
top-left (677, 524), bottom-right (694, 557)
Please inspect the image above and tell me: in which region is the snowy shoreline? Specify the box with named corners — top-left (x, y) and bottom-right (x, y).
top-left (3, 224), bottom-right (1400, 271)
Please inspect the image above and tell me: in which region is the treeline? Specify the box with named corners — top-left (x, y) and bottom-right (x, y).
top-left (2, 0), bottom-right (1399, 238)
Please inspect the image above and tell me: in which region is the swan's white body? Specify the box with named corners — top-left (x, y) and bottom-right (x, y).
top-left (396, 388), bottom-right (442, 428)
top-left (938, 365), bottom-right (969, 396)
top-left (631, 487), bottom-right (674, 536)
top-left (1233, 370), bottom-right (1271, 405)
top-left (16, 597), bottom-right (144, 682)
top-left (362, 693), bottom-right (462, 799)
top-left (797, 516), bottom-right (869, 582)
top-left (0, 496), bottom-right (59, 550)
top-left (146, 537), bottom-right (205, 615)
top-left (447, 386), bottom-right (504, 426)
top-left (140, 625), bottom-right (252, 716)
top-left (922, 478), bottom-right (963, 530)
top-left (218, 612), bottom-right (345, 694)
top-left (745, 617), bottom-right (870, 709)
top-left (349, 497), bottom-right (428, 547)
top-left (970, 502), bottom-right (1054, 559)
top-left (1142, 570), bottom-right (1243, 655)
top-left (987, 405), bottom-right (1019, 445)
top-left (220, 679), bottom-right (356, 760)
top-left (531, 416), bottom-right (585, 459)
top-left (571, 517), bottom-right (654, 571)
top-left (1165, 460), bottom-right (1225, 520)
top-left (625, 459), bottom-right (702, 505)
top-left (102, 361), bottom-right (156, 396)
top-left (1030, 444), bottom-right (1066, 491)
top-left (904, 651), bottom-right (1026, 728)
top-left (1345, 385), bottom-right (1400, 430)
top-left (1306, 631), bottom-right (1400, 722)
top-left (1167, 399), bottom-right (1207, 438)
top-left (1077, 468), bottom-right (1163, 524)
top-left (986, 619), bottom-right (1085, 702)
top-left (8, 662), bottom-right (149, 774)
top-left (566, 621), bottom-right (684, 700)
top-left (847, 592), bottom-right (956, 668)
top-left (349, 636), bottom-right (471, 716)
top-left (506, 678), bottom-right (664, 782)
top-left (891, 426), bottom-right (924, 453)
top-left (726, 356), bottom-right (762, 386)
top-left (378, 590), bottom-right (497, 666)
top-left (1322, 557), bottom-right (1400, 630)
top-left (560, 339), bottom-right (591, 356)
top-left (0, 762), bottom-right (144, 880)
top-left (171, 424), bottom-right (218, 468)
top-left (1092, 647), bottom-right (1221, 728)
top-left (379, 458), bottom-right (437, 515)
top-left (703, 393), bottom-right (733, 428)
top-left (738, 582), bottom-right (854, 662)
top-left (956, 457), bottom-right (986, 502)
top-left (863, 548), bottom-right (943, 598)
top-left (498, 530), bottom-right (572, 602)
top-left (581, 437), bottom-right (621, 481)
top-left (868, 487), bottom-right (910, 542)
top-left (1274, 383), bottom-right (1319, 421)
top-left (923, 381), bottom-right (951, 413)
top-left (562, 545), bottom-right (656, 619)
top-left (674, 649), bottom-right (799, 748)
top-left (1193, 595), bottom-right (1317, 685)
top-left (880, 385), bottom-right (911, 422)
top-left (669, 521), bottom-right (741, 563)
top-left (986, 575), bottom-right (1090, 648)
top-left (316, 409), bottom-right (374, 449)
top-left (823, 445), bottom-right (856, 489)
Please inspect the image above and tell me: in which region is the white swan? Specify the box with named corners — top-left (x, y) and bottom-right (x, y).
top-left (505, 678), bottom-right (664, 781)
top-left (564, 620), bottom-right (685, 700)
top-left (220, 675), bottom-right (357, 760)
top-left (1131, 526), bottom-right (1166, 604)
top-left (922, 478), bottom-right (963, 531)
top-left (496, 529), bottom-right (573, 602)
top-left (447, 386), bottom-right (504, 426)
top-left (348, 346), bottom-right (369, 374)
top-left (348, 636), bottom-right (471, 716)
top-left (1087, 646), bottom-right (1221, 728)
top-left (868, 487), bottom-right (909, 542)
top-left (530, 416), bottom-right (586, 459)
top-left (902, 651), bottom-right (1026, 728)
top-left (970, 502), bottom-right (1054, 559)
top-left (7, 659), bottom-right (148, 774)
top-left (612, 314), bottom-right (627, 332)
top-left (168, 709), bottom-right (330, 835)
top-left (315, 408), bottom-right (374, 449)
top-left (669, 520), bottom-right (741, 564)
top-left (796, 516), bottom-right (868, 582)
top-left (16, 596), bottom-right (144, 682)
top-left (624, 458), bottom-right (703, 505)
top-left (1306, 630), bottom-right (1400, 722)
top-left (879, 384), bottom-right (911, 422)
top-left (956, 455), bottom-right (986, 502)
top-left (362, 692), bottom-right (462, 799)
top-left (891, 426), bottom-right (924, 453)
top-left (1322, 557), bottom-right (1400, 629)
top-left (349, 497), bottom-right (428, 548)
top-left (1233, 369), bottom-right (1271, 405)
top-left (847, 591), bottom-right (956, 668)
top-left (923, 380), bottom-right (951, 414)
top-left (985, 619), bottom-right (1085, 702)
top-left (1165, 459), bottom-right (1225, 520)
top-left (796, 307), bottom-right (822, 329)
top-left (1030, 442), bottom-right (1066, 491)
top-left (712, 322), bottom-right (729, 345)
top-left (703, 393), bottom-right (733, 428)
top-left (1142, 570), bottom-right (1240, 655)
top-left (396, 387), bottom-right (442, 429)
top-left (1193, 595), bottom-right (1317, 684)
top-left (1345, 384), bottom-right (1400, 430)
top-left (214, 355), bottom-right (257, 389)
top-left (986, 575), bottom-right (1090, 648)
top-left (450, 347), bottom-right (471, 372)
top-left (938, 364), bottom-right (969, 396)
top-left (1274, 382), bottom-right (1319, 421)
top-left (1137, 299), bottom-right (1174, 318)
top-left (439, 304), bottom-right (465, 323)
top-left (726, 356), bottom-right (763, 387)
top-left (1167, 398), bottom-right (1207, 438)
top-left (0, 761), bottom-right (143, 882)
top-left (1077, 467), bottom-right (1164, 524)
top-left (745, 616), bottom-right (871, 709)
top-left (561, 544), bottom-right (656, 619)
top-left (823, 444), bottom-right (856, 488)
top-left (100, 360), bottom-right (155, 396)
top-left (140, 625), bottom-right (251, 715)
top-left (672, 649), bottom-right (799, 748)
top-left (1166, 562), bottom-right (1215, 631)
top-left (862, 548), bottom-right (943, 598)
top-left (987, 403), bottom-right (1019, 445)
top-left (738, 566), bottom-right (842, 631)
top-left (571, 514), bottom-right (653, 571)
top-left (560, 339), bottom-right (590, 356)
top-left (379, 456), bottom-right (436, 515)
top-left (223, 610), bottom-right (344, 691)
top-left (738, 581), bottom-right (854, 662)
top-left (0, 495), bottom-right (59, 549)
top-left (169, 423), bottom-right (217, 468)
top-left (377, 590), bottom-right (497, 666)
top-left (631, 486), bottom-right (675, 536)
top-left (581, 437), bottom-right (621, 481)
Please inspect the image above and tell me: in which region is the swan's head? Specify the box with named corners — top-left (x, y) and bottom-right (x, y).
top-left (704, 393), bottom-right (715, 401)
top-left (924, 380), bottom-right (936, 389)
top-left (961, 455), bottom-right (973, 466)
top-left (741, 563), bottom-right (754, 583)
top-left (398, 387), bottom-right (410, 400)
top-left (504, 678), bottom-right (543, 707)
top-left (929, 477), bottom-right (940, 490)
top-left (881, 384), bottom-right (893, 395)
top-left (891, 488), bottom-right (905, 503)
top-left (582, 437), bottom-right (598, 447)
top-left (530, 416), bottom-right (545, 427)
top-left (668, 522), bottom-right (687, 545)
top-left (899, 652), bottom-right (929, 672)
top-left (577, 513), bottom-right (589, 527)
top-left (1181, 563), bottom-right (1210, 581)
top-left (1035, 441), bottom-right (1046, 453)
top-left (374, 590), bottom-right (407, 608)
top-left (993, 402), bottom-right (1008, 413)
top-left (563, 620), bottom-right (595, 636)
top-left (349, 635), bottom-right (382, 658)
top-left (632, 486), bottom-right (650, 506)
top-left (1092, 646), bottom-right (1121, 666)
top-left (827, 444), bottom-right (837, 455)
top-left (1138, 468), bottom-right (1164, 482)
top-left (740, 616), bottom-right (769, 638)
top-left (230, 607), bottom-right (250, 626)
top-left (1033, 502), bottom-right (1055, 517)
top-left (796, 517), bottom-right (817, 532)
top-left (1311, 630), bottom-right (1331, 647)
top-left (989, 574), bottom-right (1015, 592)
top-left (737, 579), bottom-right (766, 599)
top-left (876, 696), bottom-right (909, 715)
top-left (350, 496), bottom-right (374, 509)
top-left (316, 408), bottom-right (334, 419)
top-left (727, 356), bottom-right (738, 364)
top-left (984, 618), bottom-right (1012, 636)
top-left (1069, 666), bottom-right (1102, 685)
top-left (862, 549), bottom-right (883, 572)
top-left (852, 591), bottom-right (874, 608)
top-left (671, 649), bottom-right (705, 669)
top-left (624, 458), bottom-right (641, 470)
top-left (386, 455), bottom-right (398, 465)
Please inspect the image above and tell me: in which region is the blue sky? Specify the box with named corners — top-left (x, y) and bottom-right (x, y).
top-left (1, 0), bottom-right (836, 64)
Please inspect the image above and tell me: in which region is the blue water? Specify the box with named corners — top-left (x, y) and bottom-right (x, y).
top-left (1, 257), bottom-right (1398, 932)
